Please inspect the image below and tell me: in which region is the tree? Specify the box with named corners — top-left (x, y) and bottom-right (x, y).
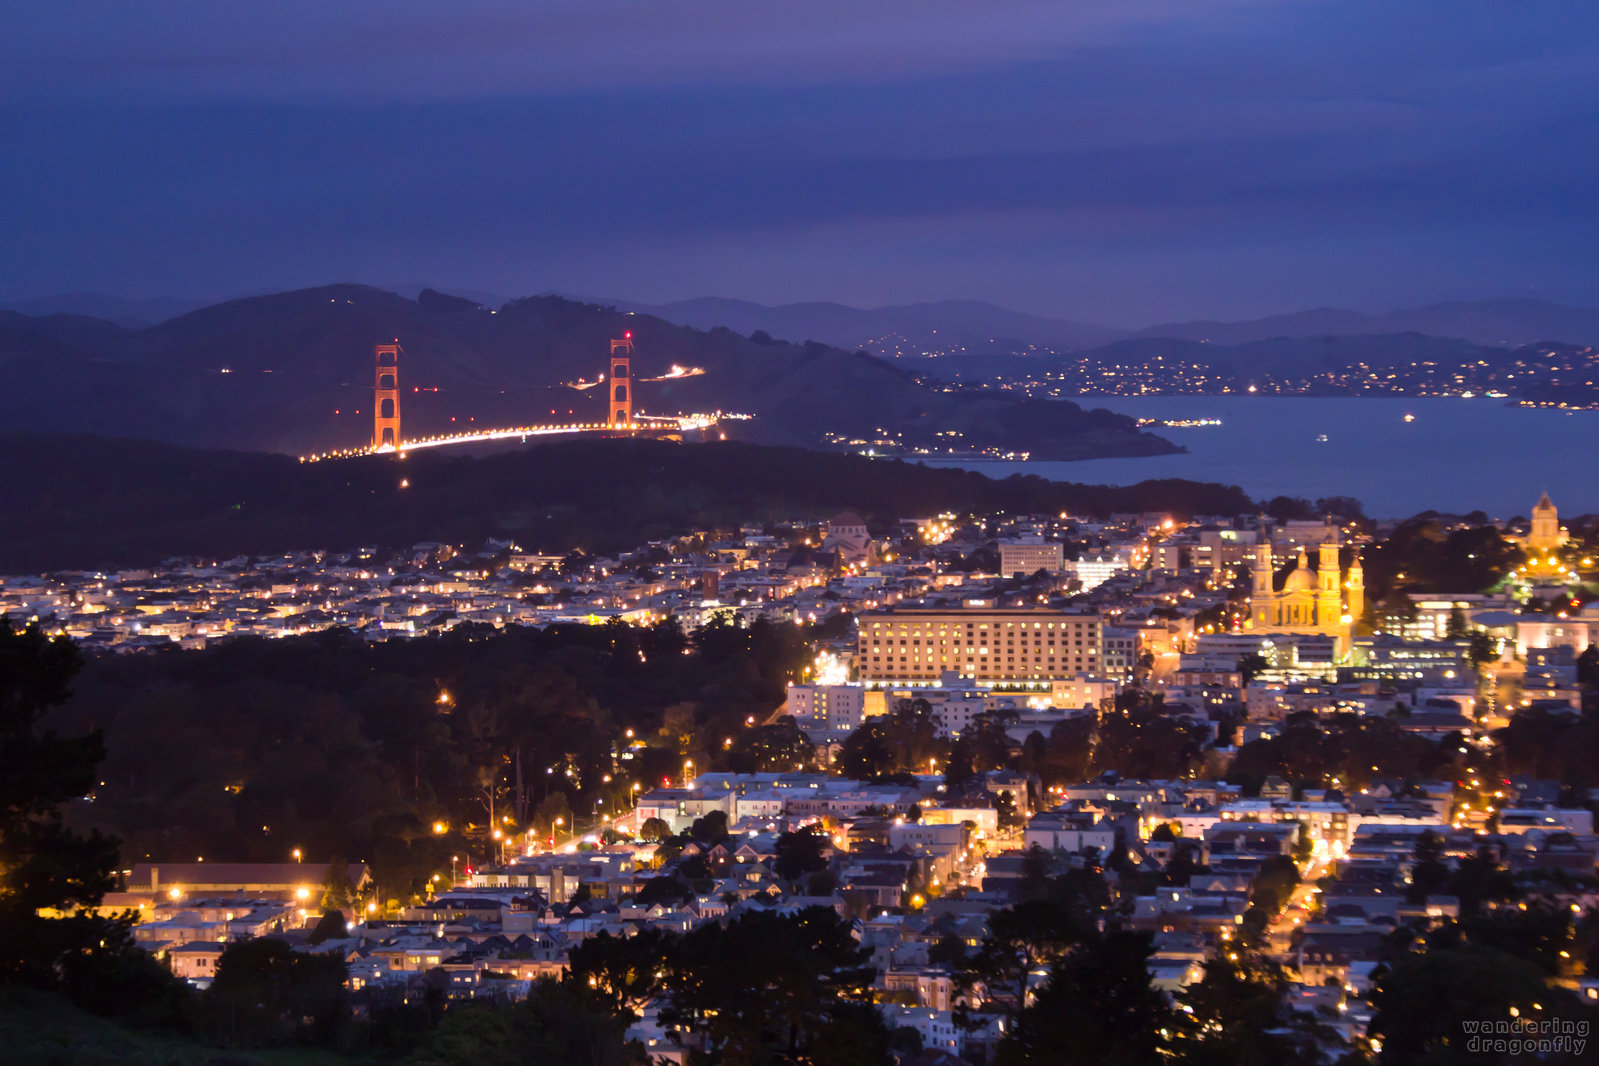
top-left (309, 908), bottom-right (347, 945)
top-left (997, 929), bottom-right (1173, 1066)
top-left (664, 906), bottom-right (875, 1063)
top-left (774, 824), bottom-right (831, 883)
top-left (1289, 820), bottom-right (1315, 865)
top-left (567, 928), bottom-right (673, 1017)
top-left (1468, 631), bottom-right (1499, 667)
top-left (688, 809), bottom-right (729, 843)
top-left (1171, 953), bottom-right (1336, 1065)
top-left (1369, 945), bottom-right (1570, 1064)
top-left (1263, 496), bottom-right (1314, 522)
top-left (205, 937), bottom-right (348, 1045)
top-left (1579, 644), bottom-right (1599, 687)
top-left (634, 876), bottom-right (690, 909)
top-left (804, 1001), bottom-right (896, 1066)
top-left (1247, 856), bottom-right (1298, 920)
top-left (928, 931), bottom-right (968, 967)
top-left (957, 898), bottom-right (1093, 1029)
top-left (0, 619), bottom-right (128, 990)
top-left (1446, 846), bottom-right (1518, 917)
top-left (639, 816), bottom-right (670, 842)
top-left (1408, 829), bottom-right (1449, 904)
top-left (725, 719), bottom-right (815, 774)
top-left (1314, 496), bottom-right (1366, 523)
top-left (320, 858), bottom-right (357, 910)
top-left (995, 790), bottom-right (1023, 830)
top-left (408, 978), bottom-right (647, 1066)
top-left (838, 700), bottom-right (939, 781)
top-left (533, 790), bottom-right (571, 842)
top-left (1238, 653), bottom-right (1270, 686)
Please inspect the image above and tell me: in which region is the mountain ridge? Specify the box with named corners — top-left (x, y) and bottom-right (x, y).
top-left (614, 295), bottom-right (1599, 354)
top-left (11, 291), bottom-right (1598, 351)
top-left (0, 285), bottom-right (1174, 461)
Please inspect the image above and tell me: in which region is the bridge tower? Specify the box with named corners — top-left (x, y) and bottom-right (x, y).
top-left (373, 342), bottom-right (401, 449)
top-left (609, 332), bottom-right (634, 428)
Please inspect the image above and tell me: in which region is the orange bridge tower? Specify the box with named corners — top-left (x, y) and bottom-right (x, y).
top-left (609, 332), bottom-right (634, 428)
top-left (373, 342), bottom-right (401, 449)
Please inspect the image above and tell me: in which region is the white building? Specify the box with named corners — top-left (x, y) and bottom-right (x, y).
top-left (999, 539), bottom-right (1065, 577)
top-left (786, 683), bottom-right (868, 732)
top-left (1068, 550), bottom-right (1132, 591)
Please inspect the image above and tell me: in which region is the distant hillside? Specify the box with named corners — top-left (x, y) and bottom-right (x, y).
top-left (0, 433), bottom-right (1253, 571)
top-left (902, 332), bottom-right (1599, 405)
top-left (1136, 299), bottom-right (1599, 348)
top-left (0, 282), bottom-right (1176, 460)
top-left (619, 296), bottom-right (1126, 355)
top-left (0, 285), bottom-right (1172, 460)
top-left (0, 292), bottom-right (205, 328)
top-left (618, 295), bottom-right (1599, 353)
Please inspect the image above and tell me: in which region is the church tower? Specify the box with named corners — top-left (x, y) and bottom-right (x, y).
top-left (1317, 536), bottom-right (1341, 626)
top-left (1347, 551), bottom-right (1365, 625)
top-left (1252, 543), bottom-right (1274, 600)
top-left (1528, 493), bottom-right (1563, 553)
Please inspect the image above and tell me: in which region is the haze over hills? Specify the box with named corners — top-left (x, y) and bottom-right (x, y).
top-left (0, 285), bottom-right (1172, 460)
top-left (616, 295), bottom-right (1599, 355)
top-left (0, 293), bottom-right (208, 329)
top-left (1133, 299), bottom-right (1599, 349)
top-left (10, 290), bottom-right (1598, 353)
top-left (615, 296), bottom-right (1125, 356)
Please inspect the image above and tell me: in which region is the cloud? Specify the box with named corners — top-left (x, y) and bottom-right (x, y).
top-left (7, 0), bottom-right (1282, 102)
top-left (2, 0), bottom-right (1597, 319)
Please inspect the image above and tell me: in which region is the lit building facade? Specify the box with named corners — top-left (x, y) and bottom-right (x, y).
top-left (998, 539), bottom-right (1064, 576)
top-left (856, 607), bottom-right (1102, 685)
top-left (1525, 492), bottom-right (1566, 554)
top-left (1247, 535), bottom-right (1362, 656)
top-left (1068, 550), bottom-right (1132, 591)
top-left (786, 683), bottom-right (868, 732)
top-left (823, 511), bottom-right (872, 564)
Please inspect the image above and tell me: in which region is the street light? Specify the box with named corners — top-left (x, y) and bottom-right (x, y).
top-left (292, 848), bottom-right (302, 863)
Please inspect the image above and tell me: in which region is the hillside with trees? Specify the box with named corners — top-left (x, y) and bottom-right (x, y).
top-left (0, 433), bottom-right (1253, 571)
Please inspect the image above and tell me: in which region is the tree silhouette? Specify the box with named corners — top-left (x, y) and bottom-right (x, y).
top-left (0, 619), bottom-right (127, 988)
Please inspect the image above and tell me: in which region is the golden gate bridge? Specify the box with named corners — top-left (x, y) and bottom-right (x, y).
top-left (299, 333), bottom-right (748, 463)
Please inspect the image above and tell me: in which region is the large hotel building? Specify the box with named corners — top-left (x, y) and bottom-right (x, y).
top-left (856, 606), bottom-right (1103, 686)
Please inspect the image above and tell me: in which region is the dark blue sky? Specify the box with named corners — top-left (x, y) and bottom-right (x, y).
top-left (4, 1), bottom-right (1597, 323)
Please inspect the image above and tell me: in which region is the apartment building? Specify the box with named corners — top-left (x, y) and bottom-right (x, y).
top-left (856, 607), bottom-right (1102, 685)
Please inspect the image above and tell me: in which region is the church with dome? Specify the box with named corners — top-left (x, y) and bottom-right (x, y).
top-left (1246, 532), bottom-right (1363, 656)
top-left (1522, 493), bottom-right (1567, 554)
top-left (1513, 493), bottom-right (1571, 583)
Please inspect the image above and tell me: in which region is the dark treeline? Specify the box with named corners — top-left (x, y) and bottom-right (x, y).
top-left (0, 433), bottom-right (1253, 571)
top-left (55, 617), bottom-right (808, 902)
